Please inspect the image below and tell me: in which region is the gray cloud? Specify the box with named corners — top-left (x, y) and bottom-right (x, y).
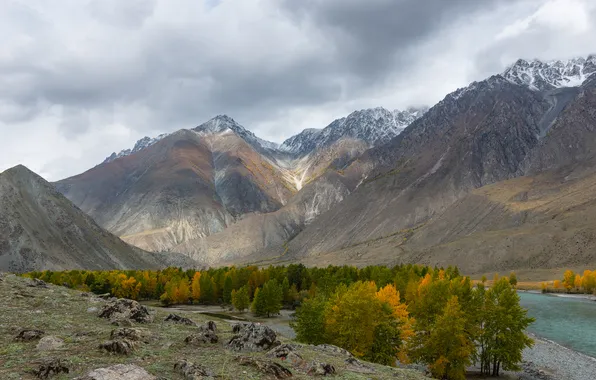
top-left (0, 0), bottom-right (594, 180)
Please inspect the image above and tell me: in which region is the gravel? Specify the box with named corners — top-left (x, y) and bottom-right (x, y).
top-left (512, 334), bottom-right (596, 380)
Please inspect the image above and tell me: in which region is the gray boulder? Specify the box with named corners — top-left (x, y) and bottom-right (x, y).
top-left (77, 364), bottom-right (155, 380)
top-left (236, 356), bottom-right (292, 379)
top-left (98, 339), bottom-right (137, 355)
top-left (110, 327), bottom-right (152, 343)
top-left (36, 336), bottom-right (64, 351)
top-left (164, 314), bottom-right (196, 326)
top-left (227, 323), bottom-right (279, 352)
top-left (98, 299), bottom-right (153, 324)
top-left (29, 358), bottom-right (69, 379)
top-left (173, 359), bottom-right (212, 379)
top-left (15, 329), bottom-right (44, 341)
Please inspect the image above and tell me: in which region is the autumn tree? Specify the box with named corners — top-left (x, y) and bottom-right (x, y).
top-left (480, 278), bottom-right (534, 376)
top-left (231, 285), bottom-right (250, 312)
top-left (191, 272), bottom-right (201, 302)
top-left (425, 296), bottom-right (474, 380)
top-left (563, 270), bottom-right (576, 292)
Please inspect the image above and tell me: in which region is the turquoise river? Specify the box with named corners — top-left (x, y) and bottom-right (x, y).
top-left (519, 292), bottom-right (596, 358)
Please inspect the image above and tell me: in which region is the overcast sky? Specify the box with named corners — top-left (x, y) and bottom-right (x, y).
top-left (1, 0), bottom-right (595, 180)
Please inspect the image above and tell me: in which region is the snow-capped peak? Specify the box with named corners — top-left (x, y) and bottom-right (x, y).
top-left (279, 106), bottom-right (428, 156)
top-left (193, 115), bottom-right (279, 151)
top-left (103, 133), bottom-right (170, 164)
top-left (502, 55), bottom-right (596, 91)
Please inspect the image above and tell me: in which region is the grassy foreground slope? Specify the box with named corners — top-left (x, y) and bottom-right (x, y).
top-left (0, 273), bottom-right (428, 380)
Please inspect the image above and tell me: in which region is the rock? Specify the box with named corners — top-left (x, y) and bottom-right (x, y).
top-left (96, 293), bottom-right (112, 299)
top-left (185, 330), bottom-right (219, 345)
top-left (313, 344), bottom-right (353, 357)
top-left (227, 323), bottom-right (279, 352)
top-left (173, 359), bottom-right (212, 379)
top-left (236, 356), bottom-right (292, 379)
top-left (36, 336), bottom-right (64, 351)
top-left (15, 329), bottom-right (45, 341)
top-left (198, 320), bottom-right (217, 332)
top-left (29, 358), bottom-right (69, 379)
top-left (110, 327), bottom-right (152, 343)
top-left (78, 364), bottom-right (156, 380)
top-left (344, 357), bottom-right (375, 374)
top-left (98, 339), bottom-right (137, 355)
top-left (80, 292), bottom-right (91, 297)
top-left (98, 298), bottom-right (153, 324)
top-left (306, 361), bottom-right (336, 376)
top-left (266, 344), bottom-right (305, 367)
top-left (27, 278), bottom-right (49, 288)
top-left (87, 307), bottom-right (98, 313)
top-left (164, 313), bottom-right (196, 326)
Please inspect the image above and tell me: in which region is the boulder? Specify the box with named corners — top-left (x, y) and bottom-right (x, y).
top-left (184, 330), bottom-right (219, 345)
top-left (236, 356), bottom-right (292, 379)
top-left (36, 336), bottom-right (65, 351)
top-left (98, 339), bottom-right (137, 355)
top-left (266, 344), bottom-right (305, 367)
top-left (164, 314), bottom-right (196, 326)
top-left (98, 299), bottom-right (153, 324)
top-left (227, 323), bottom-right (279, 352)
top-left (344, 357), bottom-right (375, 374)
top-left (307, 361), bottom-right (336, 376)
top-left (77, 364), bottom-right (156, 380)
top-left (313, 344), bottom-right (353, 357)
top-left (173, 359), bottom-right (212, 379)
top-left (110, 327), bottom-right (152, 343)
top-left (15, 329), bottom-right (45, 341)
top-left (198, 320), bottom-right (217, 332)
top-left (27, 278), bottom-right (49, 288)
top-left (87, 307), bottom-right (99, 314)
top-left (29, 358), bottom-right (69, 379)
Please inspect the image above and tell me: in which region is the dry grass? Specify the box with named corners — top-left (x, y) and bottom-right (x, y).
top-left (0, 273), bottom-right (429, 380)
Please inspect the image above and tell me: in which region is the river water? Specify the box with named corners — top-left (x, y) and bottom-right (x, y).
top-left (518, 292), bottom-right (596, 358)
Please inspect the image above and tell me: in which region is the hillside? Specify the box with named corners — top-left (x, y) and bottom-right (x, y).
top-left (56, 109), bottom-right (424, 259)
top-left (0, 165), bottom-right (193, 273)
top-left (0, 273), bottom-right (429, 379)
top-left (275, 67), bottom-right (596, 274)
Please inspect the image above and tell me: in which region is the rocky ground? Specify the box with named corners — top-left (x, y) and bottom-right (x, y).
top-left (0, 273), bottom-right (429, 379)
top-left (512, 334), bottom-right (596, 380)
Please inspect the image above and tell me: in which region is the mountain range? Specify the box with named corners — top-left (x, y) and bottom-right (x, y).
top-left (4, 55), bottom-right (596, 274)
top-left (0, 165), bottom-right (196, 272)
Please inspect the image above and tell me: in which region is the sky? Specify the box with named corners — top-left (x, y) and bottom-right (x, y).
top-left (1, 0), bottom-right (595, 180)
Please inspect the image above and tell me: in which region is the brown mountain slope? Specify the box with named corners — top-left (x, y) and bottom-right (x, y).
top-left (291, 170), bottom-right (596, 275)
top-left (56, 121), bottom-right (296, 253)
top-left (282, 76), bottom-right (552, 260)
top-left (268, 75), bottom-right (596, 273)
top-left (0, 165), bottom-right (192, 272)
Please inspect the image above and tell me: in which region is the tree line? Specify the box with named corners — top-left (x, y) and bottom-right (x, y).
top-left (541, 269), bottom-right (596, 294)
top-left (24, 264), bottom-right (533, 380)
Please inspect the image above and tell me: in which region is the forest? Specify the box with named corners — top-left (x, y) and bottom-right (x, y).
top-left (25, 264), bottom-right (533, 380)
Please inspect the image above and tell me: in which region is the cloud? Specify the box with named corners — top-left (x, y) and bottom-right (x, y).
top-left (0, 0), bottom-right (594, 180)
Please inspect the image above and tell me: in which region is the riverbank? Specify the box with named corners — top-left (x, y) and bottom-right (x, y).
top-left (512, 334), bottom-right (596, 380)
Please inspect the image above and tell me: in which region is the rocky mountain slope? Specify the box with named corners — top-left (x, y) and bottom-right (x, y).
top-left (502, 55), bottom-right (596, 91)
top-left (56, 108), bottom-right (425, 257)
top-left (0, 165), bottom-right (193, 272)
top-left (270, 58), bottom-right (596, 274)
top-left (0, 274), bottom-right (428, 379)
top-left (53, 55), bottom-right (596, 274)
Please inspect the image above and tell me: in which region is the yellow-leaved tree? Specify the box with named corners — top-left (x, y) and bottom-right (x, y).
top-left (191, 272), bottom-right (201, 302)
top-left (376, 284), bottom-right (413, 362)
